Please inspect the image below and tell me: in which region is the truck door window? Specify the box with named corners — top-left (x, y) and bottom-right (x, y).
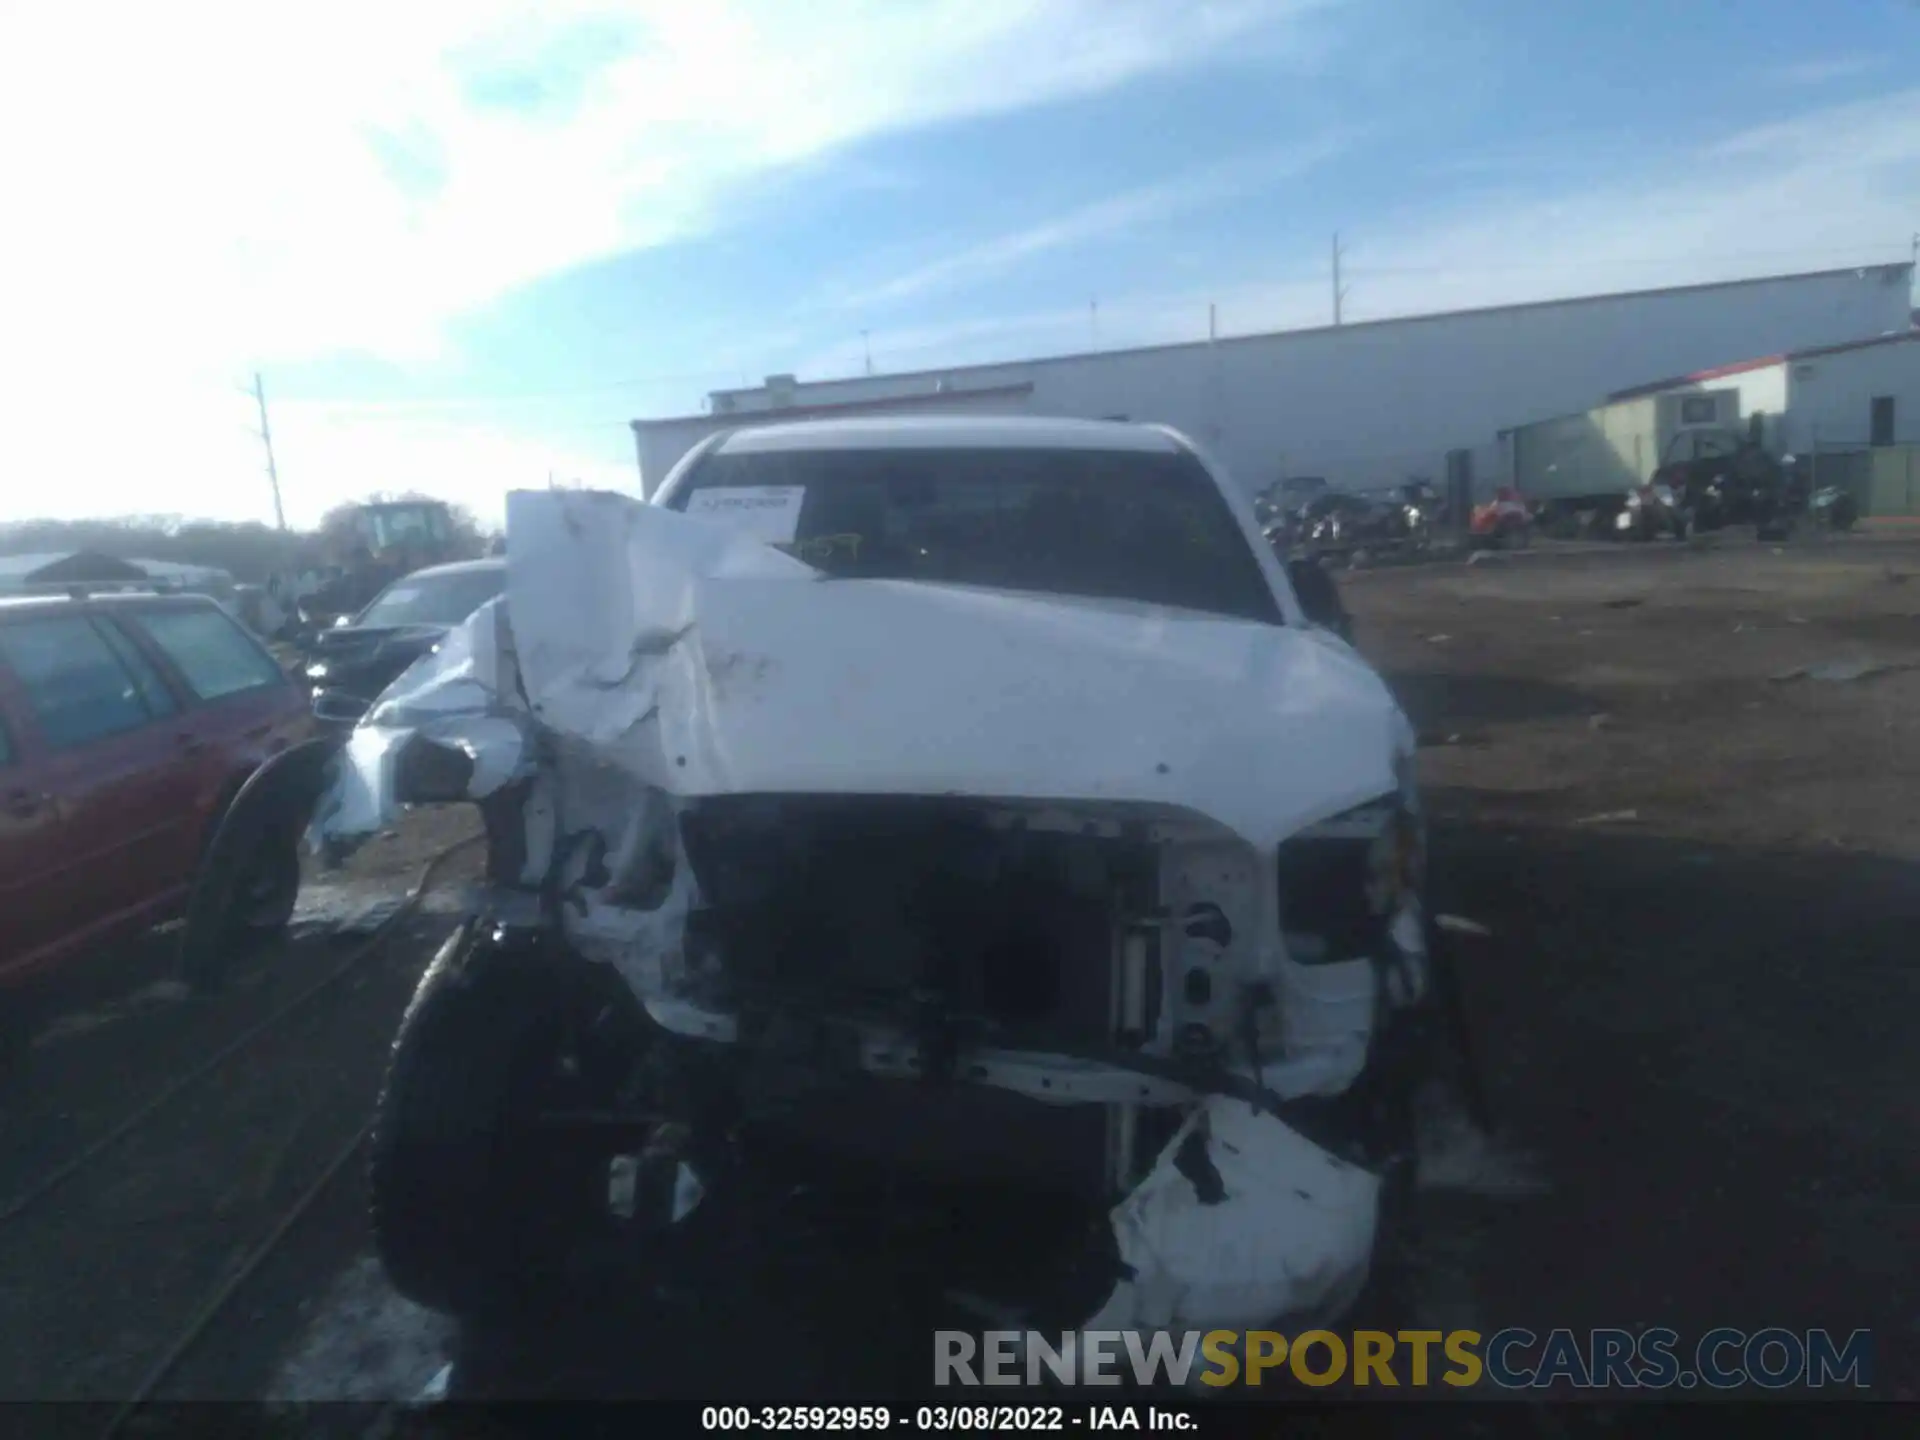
top-left (0, 616), bottom-right (170, 749)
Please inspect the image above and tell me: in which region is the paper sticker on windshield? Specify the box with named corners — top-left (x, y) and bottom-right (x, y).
top-left (380, 587), bottom-right (420, 605)
top-left (684, 486), bottom-right (805, 543)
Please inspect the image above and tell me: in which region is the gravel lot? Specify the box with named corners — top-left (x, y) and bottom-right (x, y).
top-left (1, 530), bottom-right (1912, 1410)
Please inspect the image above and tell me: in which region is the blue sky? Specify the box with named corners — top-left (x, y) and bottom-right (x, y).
top-left (2, 0), bottom-right (1916, 528)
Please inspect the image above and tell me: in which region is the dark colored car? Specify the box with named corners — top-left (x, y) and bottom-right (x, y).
top-left (1300, 490), bottom-right (1399, 556)
top-left (0, 592), bottom-right (313, 998)
top-left (303, 559), bottom-right (507, 729)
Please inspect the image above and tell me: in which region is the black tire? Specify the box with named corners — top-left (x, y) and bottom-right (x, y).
top-left (180, 739), bottom-right (339, 992)
top-left (227, 822), bottom-right (301, 939)
top-left (368, 925), bottom-right (620, 1321)
top-left (0, 988), bottom-right (37, 1099)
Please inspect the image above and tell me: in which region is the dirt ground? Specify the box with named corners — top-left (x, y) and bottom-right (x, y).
top-left (1, 530), bottom-right (1915, 1411)
top-left (1350, 530), bottom-right (1920, 1399)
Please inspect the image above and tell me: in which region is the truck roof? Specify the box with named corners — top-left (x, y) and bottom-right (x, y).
top-left (712, 415), bottom-right (1186, 456)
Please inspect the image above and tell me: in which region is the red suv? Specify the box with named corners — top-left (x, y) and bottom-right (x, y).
top-left (0, 592), bottom-right (313, 996)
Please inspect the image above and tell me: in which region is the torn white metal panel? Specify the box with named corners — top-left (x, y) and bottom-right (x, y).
top-left (502, 488), bottom-right (1405, 851)
top-left (1079, 1098), bottom-right (1380, 1333)
top-left (364, 596), bottom-right (516, 728)
top-left (311, 598), bottom-right (534, 845)
top-left (1273, 954), bottom-right (1378, 1096)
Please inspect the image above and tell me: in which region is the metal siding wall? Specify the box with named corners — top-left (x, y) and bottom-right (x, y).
top-left (1787, 342), bottom-right (1920, 454)
top-left (635, 269), bottom-right (1912, 498)
top-left (1022, 271), bottom-right (1911, 498)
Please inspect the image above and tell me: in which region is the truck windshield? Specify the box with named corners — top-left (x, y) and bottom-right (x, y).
top-left (669, 446), bottom-right (1281, 625)
top-left (359, 505), bottom-right (451, 552)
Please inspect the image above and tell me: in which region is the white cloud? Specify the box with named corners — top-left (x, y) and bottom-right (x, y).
top-left (1763, 55), bottom-right (1883, 86)
top-left (796, 88), bottom-right (1920, 379)
top-left (823, 136), bottom-right (1354, 310)
top-left (266, 408), bottom-right (635, 530)
top-left (1, 0), bottom-right (1321, 370)
top-left (0, 0), bottom-right (1324, 525)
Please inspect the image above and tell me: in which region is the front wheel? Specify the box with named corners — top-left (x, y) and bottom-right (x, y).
top-left (228, 824), bottom-right (300, 939)
top-left (368, 925), bottom-right (631, 1321)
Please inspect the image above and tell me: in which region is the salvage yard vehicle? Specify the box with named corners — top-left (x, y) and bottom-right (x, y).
top-left (1614, 480), bottom-right (1690, 542)
top-left (1807, 483), bottom-right (1859, 532)
top-left (1469, 487), bottom-right (1533, 549)
top-left (287, 499), bottom-right (479, 636)
top-left (0, 592), bottom-right (312, 1008)
top-left (1299, 489), bottom-right (1400, 559)
top-left (302, 558), bottom-right (506, 730)
top-left (261, 417), bottom-right (1472, 1345)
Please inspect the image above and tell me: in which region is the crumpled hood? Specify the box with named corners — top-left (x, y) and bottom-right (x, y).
top-left (502, 489), bottom-right (1407, 851)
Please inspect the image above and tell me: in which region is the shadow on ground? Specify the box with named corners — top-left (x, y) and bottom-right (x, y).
top-left (1386, 671), bottom-right (1599, 732)
top-left (1432, 820), bottom-right (1915, 1399)
top-left (420, 821), bottom-right (1912, 1403)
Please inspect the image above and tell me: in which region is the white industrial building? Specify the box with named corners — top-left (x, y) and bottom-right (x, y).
top-left (631, 263), bottom-right (1915, 504)
top-left (1604, 329), bottom-right (1920, 453)
top-left (1513, 330), bottom-right (1920, 509)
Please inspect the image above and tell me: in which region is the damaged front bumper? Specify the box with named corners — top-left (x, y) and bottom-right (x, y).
top-left (314, 488), bottom-right (1442, 1339)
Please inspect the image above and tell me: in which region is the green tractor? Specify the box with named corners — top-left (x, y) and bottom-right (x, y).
top-left (287, 499), bottom-right (479, 637)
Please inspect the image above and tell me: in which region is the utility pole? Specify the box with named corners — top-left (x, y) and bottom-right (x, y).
top-left (1331, 232), bottom-right (1349, 326)
top-left (1090, 298), bottom-right (1099, 345)
top-left (1209, 302), bottom-right (1218, 342)
top-left (249, 372), bottom-right (287, 531)
top-left (862, 330), bottom-right (873, 377)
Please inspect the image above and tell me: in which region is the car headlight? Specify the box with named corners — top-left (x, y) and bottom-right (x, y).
top-left (1278, 760), bottom-right (1424, 957)
top-left (1368, 753), bottom-right (1425, 919)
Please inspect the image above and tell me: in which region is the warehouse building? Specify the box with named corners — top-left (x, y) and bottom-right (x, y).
top-left (631, 264), bottom-right (1916, 504)
top-left (1513, 329), bottom-right (1920, 514)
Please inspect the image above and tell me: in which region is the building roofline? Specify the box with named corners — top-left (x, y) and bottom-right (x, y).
top-left (632, 381), bottom-right (1036, 432)
top-left (677, 263), bottom-right (1913, 414)
top-left (1607, 327), bottom-right (1920, 402)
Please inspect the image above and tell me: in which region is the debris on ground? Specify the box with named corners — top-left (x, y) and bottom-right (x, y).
top-left (1587, 713), bottom-right (1613, 731)
top-left (1426, 633), bottom-right (1451, 643)
top-left (1415, 1098), bottom-right (1549, 1198)
top-left (1600, 597), bottom-right (1646, 610)
top-left (1435, 915), bottom-right (1494, 937)
top-left (1770, 658), bottom-right (1918, 684)
top-left (1572, 809), bottom-right (1639, 826)
top-left (31, 980), bottom-right (191, 1050)
top-left (268, 1257), bottom-right (453, 1403)
top-left (1419, 729), bottom-right (1487, 749)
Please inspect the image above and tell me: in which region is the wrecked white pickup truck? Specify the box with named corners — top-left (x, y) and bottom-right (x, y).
top-left (215, 417), bottom-right (1476, 1349)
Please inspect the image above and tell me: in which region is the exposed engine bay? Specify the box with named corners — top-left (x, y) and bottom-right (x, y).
top-left (307, 484), bottom-right (1464, 1346)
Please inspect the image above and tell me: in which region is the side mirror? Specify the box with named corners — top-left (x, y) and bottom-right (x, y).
top-left (1286, 557), bottom-right (1352, 642)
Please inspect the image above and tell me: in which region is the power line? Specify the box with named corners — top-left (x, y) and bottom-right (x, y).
top-left (244, 238), bottom-right (1913, 421)
top-left (1344, 242), bottom-right (1911, 280)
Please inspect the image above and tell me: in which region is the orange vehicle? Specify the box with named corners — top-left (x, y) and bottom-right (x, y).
top-left (1470, 487), bottom-right (1533, 548)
